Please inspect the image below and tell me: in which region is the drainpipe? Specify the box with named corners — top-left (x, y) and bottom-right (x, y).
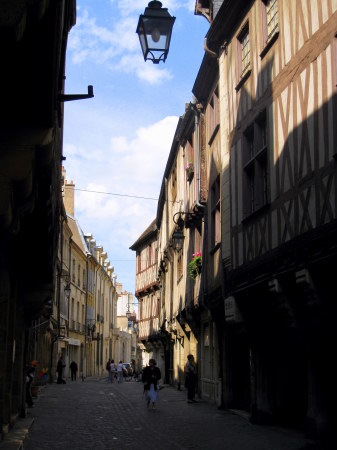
top-left (204, 37), bottom-right (218, 59)
top-left (191, 100), bottom-right (205, 211)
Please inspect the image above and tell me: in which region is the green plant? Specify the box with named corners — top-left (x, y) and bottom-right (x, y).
top-left (188, 252), bottom-right (202, 279)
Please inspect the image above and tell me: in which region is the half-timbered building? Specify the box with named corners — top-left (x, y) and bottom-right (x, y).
top-left (192, 41), bottom-right (223, 405)
top-left (205, 0), bottom-right (337, 439)
top-left (130, 220), bottom-right (162, 371)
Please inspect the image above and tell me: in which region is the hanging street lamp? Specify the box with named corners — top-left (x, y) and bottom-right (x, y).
top-left (136, 1), bottom-right (176, 64)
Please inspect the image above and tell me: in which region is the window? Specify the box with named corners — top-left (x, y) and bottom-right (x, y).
top-left (237, 23), bottom-right (250, 83)
top-left (184, 131), bottom-right (194, 182)
top-left (77, 264), bottom-right (81, 286)
top-left (148, 244), bottom-right (152, 266)
top-left (72, 258), bottom-right (75, 282)
top-left (139, 301), bottom-right (143, 321)
top-left (186, 134), bottom-right (194, 163)
top-left (171, 163), bottom-right (177, 201)
top-left (211, 176), bottom-right (221, 248)
top-left (243, 111), bottom-right (269, 217)
top-left (209, 86), bottom-right (219, 141)
top-left (261, 0), bottom-right (279, 55)
top-left (137, 252), bottom-right (141, 273)
top-left (71, 298), bottom-right (74, 323)
top-left (266, 0), bottom-right (278, 37)
top-left (82, 269), bottom-right (86, 289)
top-left (334, 35), bottom-right (337, 90)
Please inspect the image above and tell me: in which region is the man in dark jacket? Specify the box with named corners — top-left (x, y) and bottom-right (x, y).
top-left (57, 356), bottom-right (66, 384)
top-left (70, 360), bottom-right (78, 381)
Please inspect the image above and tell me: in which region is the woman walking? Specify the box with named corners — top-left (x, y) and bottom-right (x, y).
top-left (184, 354), bottom-right (197, 403)
top-left (142, 359), bottom-right (161, 409)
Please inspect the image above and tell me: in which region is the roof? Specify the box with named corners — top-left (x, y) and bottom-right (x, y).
top-left (129, 219), bottom-right (157, 250)
top-left (156, 104), bottom-right (197, 229)
top-left (206, 0), bottom-right (253, 53)
top-left (67, 214), bottom-right (89, 256)
top-left (192, 53), bottom-right (218, 104)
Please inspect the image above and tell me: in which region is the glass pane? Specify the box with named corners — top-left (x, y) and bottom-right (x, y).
top-left (266, 0), bottom-right (278, 39)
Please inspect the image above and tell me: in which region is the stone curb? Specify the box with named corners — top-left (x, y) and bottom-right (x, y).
top-left (0, 418), bottom-right (34, 450)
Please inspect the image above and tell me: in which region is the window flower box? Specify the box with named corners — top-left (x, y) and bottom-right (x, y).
top-left (188, 252), bottom-right (201, 279)
top-left (185, 162), bottom-right (194, 181)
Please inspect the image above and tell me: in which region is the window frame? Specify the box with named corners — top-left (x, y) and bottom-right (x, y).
top-left (211, 176), bottom-right (221, 249)
top-left (208, 85), bottom-right (220, 144)
top-left (242, 110), bottom-right (269, 219)
top-left (236, 22), bottom-right (251, 91)
top-left (171, 162), bottom-right (177, 201)
top-left (260, 0), bottom-right (279, 58)
top-left (148, 244), bottom-right (152, 266)
top-left (137, 252), bottom-right (141, 274)
top-left (184, 130), bottom-right (195, 183)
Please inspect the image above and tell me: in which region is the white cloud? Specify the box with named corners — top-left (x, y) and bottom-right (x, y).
top-left (69, 10), bottom-right (138, 63)
top-left (114, 54), bottom-right (173, 84)
top-left (65, 116), bottom-right (178, 238)
top-left (64, 143), bottom-right (106, 162)
top-left (114, 0), bottom-right (193, 16)
top-left (69, 6), bottom-right (175, 83)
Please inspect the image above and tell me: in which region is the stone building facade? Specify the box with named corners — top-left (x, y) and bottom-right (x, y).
top-left (0, 0), bottom-right (76, 437)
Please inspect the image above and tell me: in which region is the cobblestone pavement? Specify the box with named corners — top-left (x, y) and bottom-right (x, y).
top-left (12, 377), bottom-right (333, 450)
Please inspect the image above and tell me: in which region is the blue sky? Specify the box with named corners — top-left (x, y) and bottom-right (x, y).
top-left (63, 0), bottom-right (209, 295)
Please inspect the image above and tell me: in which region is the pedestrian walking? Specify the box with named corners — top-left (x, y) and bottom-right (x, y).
top-left (25, 360), bottom-right (39, 407)
top-left (116, 361), bottom-right (124, 384)
top-left (106, 358), bottom-right (111, 382)
top-left (184, 354), bottom-right (197, 403)
top-left (110, 359), bottom-right (116, 383)
top-left (69, 360), bottom-right (78, 381)
top-left (56, 356), bottom-right (66, 384)
top-left (142, 358), bottom-right (161, 409)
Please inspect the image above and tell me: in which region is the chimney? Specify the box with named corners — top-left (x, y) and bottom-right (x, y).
top-left (64, 178), bottom-right (75, 216)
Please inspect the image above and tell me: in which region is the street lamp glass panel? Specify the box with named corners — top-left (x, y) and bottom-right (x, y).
top-left (136, 2), bottom-right (175, 64)
top-left (64, 284), bottom-right (71, 301)
top-left (172, 229), bottom-right (185, 251)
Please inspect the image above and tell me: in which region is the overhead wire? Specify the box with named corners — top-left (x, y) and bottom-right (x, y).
top-left (74, 188), bottom-right (179, 203)
top-left (74, 188), bottom-right (158, 201)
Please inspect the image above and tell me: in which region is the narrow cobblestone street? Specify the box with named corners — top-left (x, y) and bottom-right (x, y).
top-left (6, 377), bottom-right (329, 450)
